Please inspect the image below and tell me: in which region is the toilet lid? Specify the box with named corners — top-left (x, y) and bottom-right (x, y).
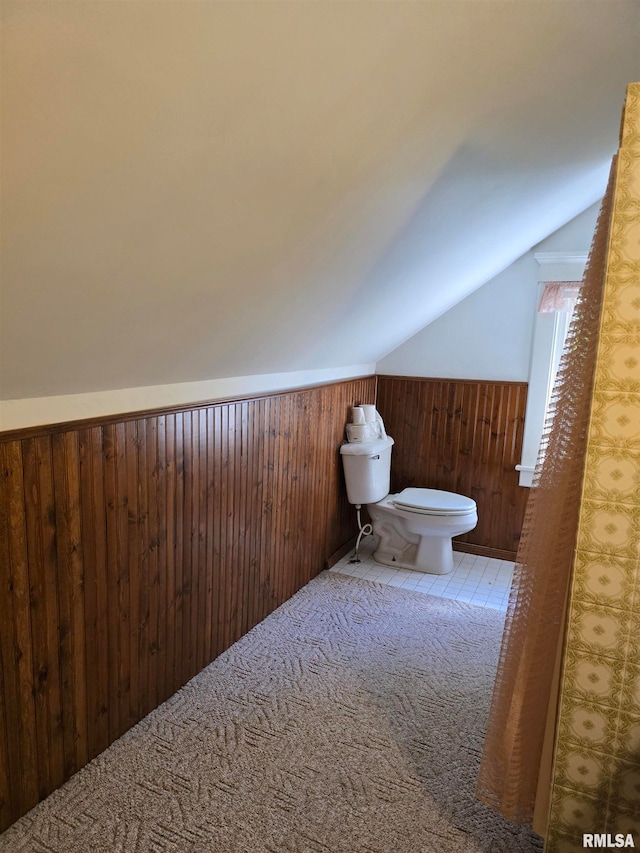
top-left (391, 487), bottom-right (476, 516)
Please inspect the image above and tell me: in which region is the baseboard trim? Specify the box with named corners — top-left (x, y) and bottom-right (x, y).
top-left (453, 541), bottom-right (517, 562)
top-left (325, 537), bottom-right (358, 570)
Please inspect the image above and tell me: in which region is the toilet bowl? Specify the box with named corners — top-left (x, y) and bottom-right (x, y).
top-left (366, 488), bottom-right (477, 575)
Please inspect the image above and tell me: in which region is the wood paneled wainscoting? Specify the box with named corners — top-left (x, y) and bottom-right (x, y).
top-left (0, 376), bottom-right (375, 832)
top-left (376, 376), bottom-right (529, 559)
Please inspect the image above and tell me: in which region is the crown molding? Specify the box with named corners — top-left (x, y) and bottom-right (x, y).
top-left (534, 250), bottom-right (588, 283)
top-left (534, 251), bottom-right (588, 265)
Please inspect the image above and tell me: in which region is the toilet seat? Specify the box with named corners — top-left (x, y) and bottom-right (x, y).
top-left (391, 487), bottom-right (476, 517)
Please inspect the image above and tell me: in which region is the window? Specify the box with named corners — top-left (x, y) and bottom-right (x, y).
top-left (516, 253), bottom-right (586, 487)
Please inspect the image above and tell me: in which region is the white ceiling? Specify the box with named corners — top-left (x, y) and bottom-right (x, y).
top-left (1, 1), bottom-right (639, 400)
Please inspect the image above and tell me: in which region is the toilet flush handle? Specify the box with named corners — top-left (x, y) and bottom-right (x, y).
top-left (370, 454), bottom-right (380, 460)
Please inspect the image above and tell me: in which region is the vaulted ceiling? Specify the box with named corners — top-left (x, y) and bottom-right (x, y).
top-left (1, 1), bottom-right (639, 400)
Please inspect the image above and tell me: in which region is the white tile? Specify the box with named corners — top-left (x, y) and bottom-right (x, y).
top-left (362, 569), bottom-right (383, 580)
top-left (497, 570), bottom-right (515, 581)
top-left (334, 547), bottom-right (514, 612)
top-left (459, 588), bottom-right (480, 598)
top-left (400, 576), bottom-right (421, 590)
top-left (443, 588), bottom-right (463, 598)
top-left (378, 570), bottom-right (399, 583)
top-left (393, 570), bottom-right (413, 582)
top-left (486, 590), bottom-right (506, 601)
top-left (453, 566), bottom-right (471, 576)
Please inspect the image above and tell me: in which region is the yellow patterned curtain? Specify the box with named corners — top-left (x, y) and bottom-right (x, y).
top-left (475, 162), bottom-right (615, 827)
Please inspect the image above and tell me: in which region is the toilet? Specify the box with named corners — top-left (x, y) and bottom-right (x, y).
top-left (340, 434), bottom-right (477, 575)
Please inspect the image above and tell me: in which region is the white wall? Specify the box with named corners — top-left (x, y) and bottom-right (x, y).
top-left (376, 203), bottom-right (601, 381)
top-left (0, 365), bottom-right (375, 431)
top-left (376, 252), bottom-right (539, 381)
top-left (3, 3), bottom-right (633, 405)
top-left (0, 202), bottom-right (600, 431)
top-left (539, 200), bottom-right (600, 251)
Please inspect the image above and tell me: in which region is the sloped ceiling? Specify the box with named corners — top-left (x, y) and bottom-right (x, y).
top-left (1, 1), bottom-right (639, 400)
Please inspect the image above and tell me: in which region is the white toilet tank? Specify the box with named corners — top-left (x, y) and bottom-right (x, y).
top-left (340, 436), bottom-right (394, 505)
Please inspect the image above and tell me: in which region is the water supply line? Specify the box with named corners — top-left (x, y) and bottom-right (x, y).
top-left (350, 504), bottom-right (373, 564)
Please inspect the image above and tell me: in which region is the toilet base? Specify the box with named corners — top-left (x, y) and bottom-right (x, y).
top-left (373, 533), bottom-right (453, 575)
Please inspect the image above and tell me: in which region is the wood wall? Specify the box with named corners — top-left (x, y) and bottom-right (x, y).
top-left (376, 376), bottom-right (529, 559)
top-left (0, 376), bottom-right (375, 832)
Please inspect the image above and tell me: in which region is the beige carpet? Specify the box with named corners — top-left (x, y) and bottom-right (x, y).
top-left (1, 572), bottom-right (543, 853)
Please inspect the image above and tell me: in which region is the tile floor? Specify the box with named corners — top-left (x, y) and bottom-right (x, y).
top-left (329, 537), bottom-right (515, 610)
